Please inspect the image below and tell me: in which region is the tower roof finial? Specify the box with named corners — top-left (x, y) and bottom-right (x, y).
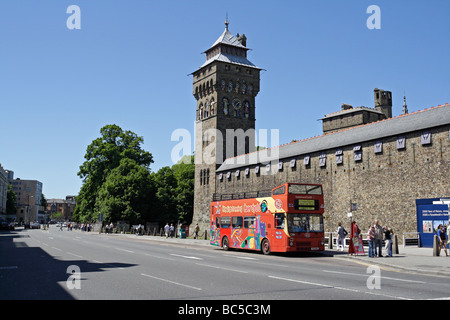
top-left (402, 92), bottom-right (409, 115)
top-left (225, 12), bottom-right (229, 30)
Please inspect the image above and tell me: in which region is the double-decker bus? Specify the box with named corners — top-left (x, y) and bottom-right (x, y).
top-left (210, 183), bottom-right (324, 254)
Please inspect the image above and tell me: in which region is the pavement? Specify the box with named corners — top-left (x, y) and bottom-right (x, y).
top-left (97, 231), bottom-right (450, 277)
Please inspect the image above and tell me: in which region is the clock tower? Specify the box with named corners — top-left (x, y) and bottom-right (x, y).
top-left (191, 20), bottom-right (261, 231)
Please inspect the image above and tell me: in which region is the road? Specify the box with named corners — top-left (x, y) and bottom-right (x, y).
top-left (1, 226), bottom-right (450, 303)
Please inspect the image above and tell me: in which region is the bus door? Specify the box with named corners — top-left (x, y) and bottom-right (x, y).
top-left (272, 212), bottom-right (287, 250)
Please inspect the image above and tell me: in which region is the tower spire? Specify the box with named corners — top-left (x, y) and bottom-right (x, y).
top-left (225, 13), bottom-right (229, 30)
top-left (402, 93), bottom-right (409, 115)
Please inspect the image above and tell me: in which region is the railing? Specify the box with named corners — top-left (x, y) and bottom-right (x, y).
top-left (212, 190), bottom-right (272, 201)
top-left (402, 232), bottom-right (420, 248)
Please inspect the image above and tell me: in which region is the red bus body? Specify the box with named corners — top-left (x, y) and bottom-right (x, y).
top-left (210, 183), bottom-right (325, 254)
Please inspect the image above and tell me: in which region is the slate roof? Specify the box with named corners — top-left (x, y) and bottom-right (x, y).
top-left (216, 103), bottom-right (450, 172)
top-left (205, 28), bottom-right (248, 52)
top-left (195, 26), bottom-right (261, 71)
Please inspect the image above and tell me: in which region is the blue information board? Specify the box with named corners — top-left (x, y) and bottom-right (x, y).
top-left (416, 198), bottom-right (449, 247)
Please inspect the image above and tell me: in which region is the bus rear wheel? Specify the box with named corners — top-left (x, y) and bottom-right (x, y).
top-left (222, 236), bottom-right (230, 251)
top-left (261, 239), bottom-right (271, 255)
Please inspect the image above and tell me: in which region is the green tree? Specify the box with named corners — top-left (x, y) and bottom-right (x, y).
top-left (151, 155), bottom-right (195, 225)
top-left (172, 155), bottom-right (195, 224)
top-left (95, 158), bottom-right (155, 224)
top-left (6, 184), bottom-right (16, 215)
top-left (74, 124), bottom-right (153, 222)
top-left (152, 166), bottom-right (178, 225)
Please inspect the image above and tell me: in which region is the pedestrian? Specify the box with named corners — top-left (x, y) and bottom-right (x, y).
top-left (136, 224), bottom-right (141, 236)
top-left (437, 224), bottom-right (448, 256)
top-left (348, 221), bottom-right (361, 255)
top-left (193, 223), bottom-right (200, 240)
top-left (164, 223), bottom-right (170, 238)
top-left (384, 226), bottom-right (393, 257)
top-left (374, 219), bottom-right (384, 257)
top-left (336, 222), bottom-right (348, 251)
top-left (367, 225), bottom-right (376, 258)
top-left (169, 224), bottom-right (174, 238)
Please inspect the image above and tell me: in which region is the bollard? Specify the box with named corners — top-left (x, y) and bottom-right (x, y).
top-left (433, 234), bottom-right (439, 256)
top-left (393, 234), bottom-right (399, 255)
top-left (329, 232), bottom-right (333, 250)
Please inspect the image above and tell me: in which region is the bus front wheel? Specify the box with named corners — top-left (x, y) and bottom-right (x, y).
top-left (222, 236), bottom-right (230, 251)
top-left (261, 239), bottom-right (271, 255)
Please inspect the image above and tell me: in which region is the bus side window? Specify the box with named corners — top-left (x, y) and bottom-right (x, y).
top-left (221, 217), bottom-right (231, 228)
top-left (216, 217), bottom-right (220, 228)
top-left (275, 213), bottom-right (285, 229)
top-left (244, 216), bottom-right (256, 229)
top-left (232, 216), bottom-right (243, 228)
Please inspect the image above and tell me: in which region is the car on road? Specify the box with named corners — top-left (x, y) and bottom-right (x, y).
top-left (30, 222), bottom-right (40, 229)
top-left (0, 219), bottom-right (15, 231)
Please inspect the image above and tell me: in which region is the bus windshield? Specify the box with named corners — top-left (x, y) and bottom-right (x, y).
top-left (288, 184), bottom-right (322, 195)
top-left (287, 214), bottom-right (324, 233)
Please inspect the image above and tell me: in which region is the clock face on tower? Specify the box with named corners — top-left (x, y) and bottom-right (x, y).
top-left (232, 98), bottom-right (241, 110)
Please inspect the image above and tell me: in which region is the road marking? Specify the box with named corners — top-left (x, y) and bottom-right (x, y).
top-left (0, 266), bottom-right (18, 270)
top-left (170, 254), bottom-right (203, 260)
top-left (144, 253), bottom-right (176, 261)
top-left (268, 275), bottom-right (411, 300)
top-left (322, 270), bottom-right (426, 284)
top-left (51, 247), bottom-right (62, 251)
top-left (67, 252), bottom-right (83, 258)
top-left (196, 263), bottom-right (249, 274)
top-left (224, 254), bottom-right (257, 260)
top-left (141, 273), bottom-right (202, 291)
top-left (115, 248), bottom-right (135, 253)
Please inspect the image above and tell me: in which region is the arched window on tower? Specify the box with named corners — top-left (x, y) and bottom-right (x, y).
top-left (199, 103), bottom-right (203, 120)
top-left (204, 100), bottom-right (210, 118)
top-left (210, 98), bottom-right (215, 116)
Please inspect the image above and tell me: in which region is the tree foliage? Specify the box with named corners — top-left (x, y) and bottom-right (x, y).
top-left (95, 158), bottom-right (155, 224)
top-left (73, 125), bottom-right (195, 227)
top-left (73, 124), bottom-right (153, 223)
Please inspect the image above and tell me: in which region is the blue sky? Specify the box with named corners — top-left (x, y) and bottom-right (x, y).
top-left (0, 0), bottom-right (449, 199)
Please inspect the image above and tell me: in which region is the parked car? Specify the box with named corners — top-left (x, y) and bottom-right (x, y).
top-left (0, 219), bottom-right (15, 231)
top-left (30, 222), bottom-right (40, 229)
top-left (0, 219), bottom-right (10, 230)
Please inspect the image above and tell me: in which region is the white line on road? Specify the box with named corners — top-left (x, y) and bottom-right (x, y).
top-left (0, 266), bottom-right (18, 270)
top-left (223, 254), bottom-right (258, 260)
top-left (196, 263), bottom-right (249, 274)
top-left (322, 270), bottom-right (426, 284)
top-left (115, 248), bottom-right (135, 253)
top-left (67, 252), bottom-right (83, 258)
top-left (144, 253), bottom-right (176, 261)
top-left (268, 275), bottom-right (411, 300)
top-left (51, 247), bottom-right (62, 251)
top-left (170, 254), bottom-right (203, 260)
top-left (141, 273), bottom-right (202, 291)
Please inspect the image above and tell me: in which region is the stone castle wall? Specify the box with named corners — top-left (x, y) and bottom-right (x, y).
top-left (209, 124), bottom-right (449, 239)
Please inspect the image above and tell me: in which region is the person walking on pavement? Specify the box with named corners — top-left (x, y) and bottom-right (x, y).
top-left (193, 223), bottom-right (200, 240)
top-left (374, 219), bottom-right (384, 257)
top-left (384, 226), bottom-right (393, 257)
top-left (337, 222), bottom-right (347, 251)
top-left (169, 224), bottom-right (174, 238)
top-left (437, 224), bottom-right (448, 256)
top-left (164, 223), bottom-right (170, 238)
